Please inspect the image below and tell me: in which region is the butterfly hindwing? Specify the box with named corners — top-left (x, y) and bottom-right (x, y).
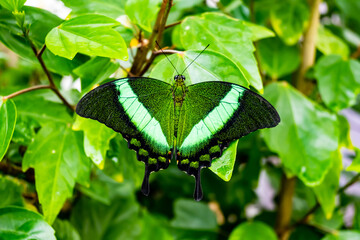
top-left (176, 81), bottom-right (280, 200)
top-left (76, 77), bottom-right (175, 195)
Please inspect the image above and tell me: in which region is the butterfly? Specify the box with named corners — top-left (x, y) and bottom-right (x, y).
top-left (76, 46), bottom-right (280, 201)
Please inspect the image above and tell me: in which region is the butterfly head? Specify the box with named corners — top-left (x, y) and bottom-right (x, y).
top-left (174, 75), bottom-right (185, 83)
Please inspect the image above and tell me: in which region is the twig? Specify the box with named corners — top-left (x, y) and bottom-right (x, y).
top-left (130, 0), bottom-right (173, 76)
top-left (3, 85), bottom-right (51, 100)
top-left (37, 44), bottom-right (46, 58)
top-left (164, 20), bottom-right (181, 29)
top-left (28, 42), bottom-right (74, 111)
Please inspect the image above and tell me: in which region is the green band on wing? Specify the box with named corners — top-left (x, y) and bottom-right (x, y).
top-left (179, 85), bottom-right (245, 155)
top-left (115, 80), bottom-right (170, 153)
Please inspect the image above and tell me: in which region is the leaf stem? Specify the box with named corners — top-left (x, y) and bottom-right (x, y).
top-left (3, 85), bottom-right (51, 100)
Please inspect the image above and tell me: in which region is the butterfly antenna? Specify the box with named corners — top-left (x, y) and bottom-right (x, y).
top-left (181, 44), bottom-right (210, 75)
top-left (155, 41), bottom-right (180, 75)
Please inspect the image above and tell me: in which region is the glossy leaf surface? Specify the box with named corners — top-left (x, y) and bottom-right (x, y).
top-left (263, 82), bottom-right (339, 185)
top-left (0, 98), bottom-right (16, 161)
top-left (46, 14), bottom-right (128, 60)
top-left (23, 123), bottom-right (91, 223)
top-left (315, 55), bottom-right (360, 112)
top-left (0, 207), bottom-right (56, 240)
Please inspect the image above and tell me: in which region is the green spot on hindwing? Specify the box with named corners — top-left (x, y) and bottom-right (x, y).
top-left (130, 138), bottom-right (141, 148)
top-left (190, 161), bottom-right (199, 169)
top-left (148, 157), bottom-right (157, 164)
top-left (158, 156), bottom-right (166, 163)
top-left (139, 148), bottom-right (149, 156)
top-left (209, 145), bottom-right (221, 154)
top-left (181, 159), bottom-right (189, 165)
top-left (199, 154), bottom-right (210, 161)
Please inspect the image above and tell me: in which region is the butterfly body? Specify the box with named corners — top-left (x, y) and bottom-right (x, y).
top-left (76, 76), bottom-right (280, 200)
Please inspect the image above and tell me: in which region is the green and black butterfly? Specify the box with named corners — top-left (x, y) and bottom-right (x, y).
top-left (76, 46), bottom-right (280, 201)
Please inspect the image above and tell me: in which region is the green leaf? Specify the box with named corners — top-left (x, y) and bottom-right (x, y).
top-left (171, 199), bottom-right (217, 230)
top-left (270, 0), bottom-right (309, 45)
top-left (61, 0), bottom-right (126, 18)
top-left (125, 0), bottom-right (161, 32)
top-left (104, 136), bottom-right (144, 189)
top-left (0, 206), bottom-right (56, 240)
top-left (180, 12), bottom-right (263, 91)
top-left (322, 230), bottom-right (360, 240)
top-left (263, 82), bottom-right (340, 185)
top-left (53, 219), bottom-right (81, 240)
top-left (150, 50), bottom-right (249, 87)
top-left (45, 14), bottom-right (128, 60)
top-left (229, 221), bottom-right (277, 240)
top-left (73, 56), bottom-right (119, 92)
top-left (257, 37), bottom-right (300, 79)
top-left (310, 208), bottom-right (344, 231)
top-left (70, 197), bottom-right (141, 240)
top-left (315, 55), bottom-right (360, 112)
top-left (337, 114), bottom-right (353, 149)
top-left (334, 0), bottom-right (360, 24)
top-left (0, 7), bottom-right (85, 75)
top-left (347, 148), bottom-right (360, 172)
top-left (0, 98), bottom-right (16, 161)
top-left (317, 26), bottom-right (350, 59)
top-left (0, 175), bottom-right (24, 208)
top-left (243, 21), bottom-right (275, 41)
top-left (0, 0), bottom-right (26, 12)
top-left (312, 151), bottom-right (342, 218)
top-left (23, 123), bottom-right (91, 224)
top-left (73, 116), bottom-right (116, 169)
top-left (210, 140), bottom-right (238, 181)
top-left (14, 96), bottom-right (72, 126)
top-left (140, 212), bottom-right (174, 240)
top-left (76, 177), bottom-right (111, 205)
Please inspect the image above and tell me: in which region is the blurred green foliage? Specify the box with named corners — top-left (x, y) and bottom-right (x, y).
top-left (0, 0), bottom-right (360, 239)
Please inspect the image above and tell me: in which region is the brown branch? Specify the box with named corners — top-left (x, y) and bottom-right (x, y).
top-left (351, 45), bottom-right (360, 59)
top-left (130, 0), bottom-right (173, 76)
top-left (3, 85), bottom-right (51, 100)
top-left (28, 42), bottom-right (74, 111)
top-left (294, 0), bottom-right (321, 95)
top-left (276, 176), bottom-right (296, 240)
top-left (290, 173), bottom-right (360, 229)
